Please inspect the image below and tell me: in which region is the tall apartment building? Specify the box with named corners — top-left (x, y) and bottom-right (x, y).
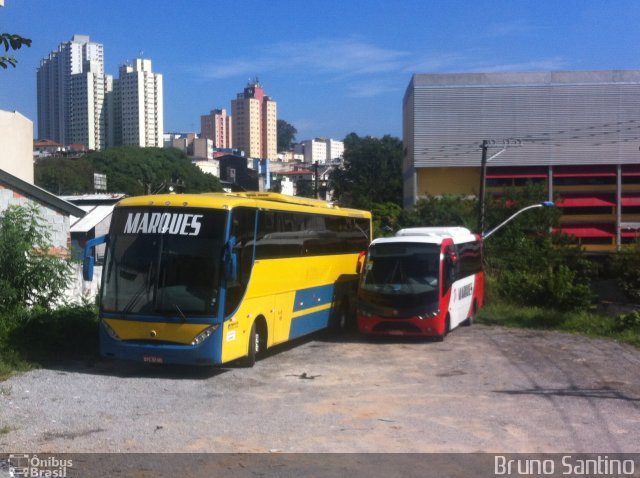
top-left (37, 35), bottom-right (112, 150)
top-left (231, 80), bottom-right (277, 160)
top-left (201, 108), bottom-right (232, 148)
top-left (112, 59), bottom-right (164, 147)
top-left (296, 138), bottom-right (344, 165)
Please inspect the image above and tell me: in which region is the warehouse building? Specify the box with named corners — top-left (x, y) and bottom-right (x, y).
top-left (403, 70), bottom-right (640, 252)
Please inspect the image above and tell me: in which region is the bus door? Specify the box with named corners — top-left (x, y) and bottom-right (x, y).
top-left (444, 242), bottom-right (474, 328)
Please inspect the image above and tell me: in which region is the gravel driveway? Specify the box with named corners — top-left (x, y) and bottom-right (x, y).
top-left (1, 324), bottom-right (639, 453)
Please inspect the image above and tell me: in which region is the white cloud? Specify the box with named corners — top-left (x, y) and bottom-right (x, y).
top-left (193, 37), bottom-right (409, 80)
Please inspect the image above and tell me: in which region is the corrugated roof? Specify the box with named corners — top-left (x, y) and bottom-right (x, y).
top-left (70, 205), bottom-right (114, 233)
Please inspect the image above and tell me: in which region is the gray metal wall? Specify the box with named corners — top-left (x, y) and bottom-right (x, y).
top-left (405, 71), bottom-right (640, 168)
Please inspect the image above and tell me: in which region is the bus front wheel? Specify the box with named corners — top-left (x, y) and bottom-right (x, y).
top-left (462, 301), bottom-right (477, 327)
top-left (436, 314), bottom-right (450, 342)
top-left (242, 322), bottom-right (259, 367)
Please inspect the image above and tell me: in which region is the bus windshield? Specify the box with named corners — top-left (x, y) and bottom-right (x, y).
top-left (101, 208), bottom-right (227, 317)
top-left (360, 242), bottom-right (440, 308)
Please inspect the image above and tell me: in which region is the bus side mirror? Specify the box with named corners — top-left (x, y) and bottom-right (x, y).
top-left (83, 256), bottom-right (95, 281)
top-left (223, 237), bottom-right (239, 283)
top-left (356, 250), bottom-right (367, 274)
top-left (83, 235), bottom-right (107, 281)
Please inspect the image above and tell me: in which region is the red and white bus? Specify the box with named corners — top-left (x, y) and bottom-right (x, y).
top-left (356, 227), bottom-right (484, 339)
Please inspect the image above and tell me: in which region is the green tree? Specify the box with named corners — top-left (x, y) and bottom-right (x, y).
top-left (35, 157), bottom-right (94, 194)
top-left (0, 33), bottom-right (31, 69)
top-left (412, 195), bottom-right (478, 231)
top-left (35, 146), bottom-right (224, 196)
top-left (277, 119), bottom-right (297, 152)
top-left (329, 133), bottom-right (403, 209)
top-left (0, 204), bottom-right (72, 312)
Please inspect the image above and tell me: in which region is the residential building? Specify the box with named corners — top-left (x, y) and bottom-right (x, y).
top-left (201, 108), bottom-right (232, 148)
top-left (37, 35), bottom-right (112, 150)
top-left (231, 79), bottom-right (277, 160)
top-left (295, 138), bottom-right (344, 165)
top-left (403, 70), bottom-right (640, 252)
top-left (112, 59), bottom-right (163, 147)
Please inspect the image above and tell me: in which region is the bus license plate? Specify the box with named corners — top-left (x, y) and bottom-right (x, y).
top-left (143, 356), bottom-right (164, 364)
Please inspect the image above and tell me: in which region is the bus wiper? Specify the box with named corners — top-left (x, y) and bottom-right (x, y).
top-left (121, 281), bottom-right (148, 315)
top-left (175, 304), bottom-right (187, 322)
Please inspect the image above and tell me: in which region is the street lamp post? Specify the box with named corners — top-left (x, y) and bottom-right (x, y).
top-left (482, 201), bottom-right (555, 239)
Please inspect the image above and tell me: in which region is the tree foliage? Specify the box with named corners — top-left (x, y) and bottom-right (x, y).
top-left (35, 157), bottom-right (95, 195)
top-left (611, 243), bottom-right (640, 302)
top-left (0, 205), bottom-right (72, 312)
top-left (277, 119), bottom-right (297, 152)
top-left (330, 133), bottom-right (403, 209)
top-left (35, 146), bottom-right (223, 196)
top-left (0, 33), bottom-right (32, 69)
top-left (482, 183), bottom-right (593, 311)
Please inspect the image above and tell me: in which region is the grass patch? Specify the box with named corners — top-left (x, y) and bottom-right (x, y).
top-left (0, 425), bottom-right (13, 435)
top-left (477, 301), bottom-right (640, 348)
top-left (0, 303), bottom-right (99, 380)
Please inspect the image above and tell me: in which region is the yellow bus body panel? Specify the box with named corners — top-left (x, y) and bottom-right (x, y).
top-left (219, 253), bottom-right (360, 363)
top-left (105, 318), bottom-right (211, 344)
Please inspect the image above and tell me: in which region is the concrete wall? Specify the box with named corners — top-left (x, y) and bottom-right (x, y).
top-left (0, 110), bottom-right (34, 183)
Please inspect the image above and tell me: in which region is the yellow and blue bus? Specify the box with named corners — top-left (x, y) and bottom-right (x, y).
top-left (83, 192), bottom-right (371, 366)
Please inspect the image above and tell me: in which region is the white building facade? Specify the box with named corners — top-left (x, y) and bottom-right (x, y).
top-left (112, 59), bottom-right (164, 147)
top-left (295, 138), bottom-right (344, 165)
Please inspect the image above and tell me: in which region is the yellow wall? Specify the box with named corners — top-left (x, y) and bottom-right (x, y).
top-left (417, 167), bottom-right (480, 196)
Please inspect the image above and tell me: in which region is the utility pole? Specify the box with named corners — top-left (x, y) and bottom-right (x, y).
top-left (313, 161), bottom-right (319, 199)
top-left (478, 140), bottom-right (488, 234)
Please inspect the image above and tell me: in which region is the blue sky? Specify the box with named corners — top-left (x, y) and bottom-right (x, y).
top-left (2, 0), bottom-right (640, 142)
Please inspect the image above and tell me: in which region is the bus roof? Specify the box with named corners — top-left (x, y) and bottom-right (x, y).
top-left (371, 227), bottom-right (478, 246)
top-left (114, 192), bottom-right (371, 219)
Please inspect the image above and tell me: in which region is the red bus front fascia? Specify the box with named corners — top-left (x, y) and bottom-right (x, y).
top-left (356, 308), bottom-right (448, 337)
top-left (356, 238), bottom-right (453, 337)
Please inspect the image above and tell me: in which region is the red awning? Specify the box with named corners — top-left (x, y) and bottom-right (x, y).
top-left (556, 196), bottom-right (615, 207)
top-left (621, 197), bottom-right (640, 206)
top-left (557, 226), bottom-right (614, 238)
top-left (553, 165), bottom-right (616, 177)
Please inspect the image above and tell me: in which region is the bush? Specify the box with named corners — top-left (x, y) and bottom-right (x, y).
top-left (612, 310), bottom-right (640, 332)
top-left (0, 204), bottom-right (73, 313)
top-left (611, 245), bottom-right (640, 302)
top-left (8, 303), bottom-right (99, 363)
top-left (497, 265), bottom-right (593, 312)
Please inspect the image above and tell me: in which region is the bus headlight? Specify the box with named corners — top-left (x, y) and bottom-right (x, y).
top-left (417, 310), bottom-right (439, 320)
top-left (102, 320), bottom-right (121, 340)
top-left (192, 325), bottom-right (218, 346)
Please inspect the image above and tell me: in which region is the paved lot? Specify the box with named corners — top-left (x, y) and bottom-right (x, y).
top-left (0, 324), bottom-right (639, 453)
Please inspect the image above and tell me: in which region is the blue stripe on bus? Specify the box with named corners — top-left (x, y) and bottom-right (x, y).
top-left (289, 308), bottom-right (331, 339)
top-left (293, 284), bottom-right (335, 312)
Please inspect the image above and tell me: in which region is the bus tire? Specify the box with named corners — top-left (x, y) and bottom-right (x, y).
top-left (332, 299), bottom-right (351, 331)
top-left (462, 301), bottom-right (477, 327)
top-left (241, 322), bottom-right (258, 367)
top-left (436, 314), bottom-right (450, 342)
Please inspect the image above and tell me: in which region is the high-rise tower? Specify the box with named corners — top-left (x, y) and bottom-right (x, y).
top-left (201, 108), bottom-right (232, 148)
top-left (37, 35), bottom-right (112, 150)
top-left (231, 79), bottom-right (277, 160)
top-left (112, 59), bottom-right (164, 147)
